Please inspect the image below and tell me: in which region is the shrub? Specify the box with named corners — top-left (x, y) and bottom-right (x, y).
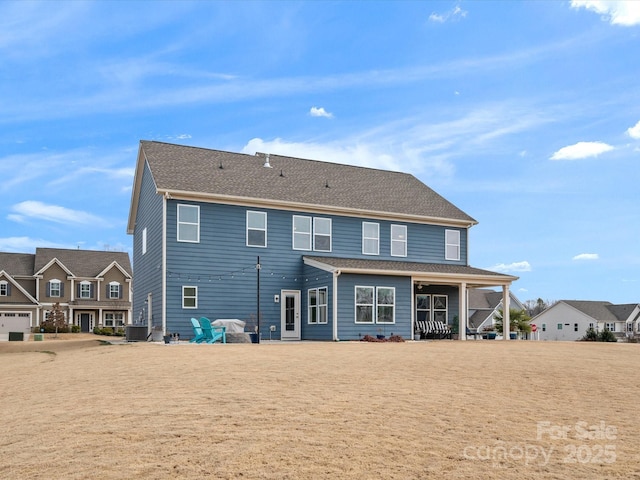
top-left (582, 328), bottom-right (598, 341)
top-left (71, 325), bottom-right (81, 333)
top-left (598, 329), bottom-right (617, 342)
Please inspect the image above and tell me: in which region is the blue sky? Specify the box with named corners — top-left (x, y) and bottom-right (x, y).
top-left (1, 1), bottom-right (638, 304)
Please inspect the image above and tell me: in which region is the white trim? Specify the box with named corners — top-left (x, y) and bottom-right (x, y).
top-left (445, 229), bottom-right (460, 261)
top-left (313, 217), bottom-right (332, 252)
top-left (355, 285), bottom-right (375, 324)
top-left (157, 188), bottom-right (477, 228)
top-left (376, 286), bottom-right (395, 324)
top-left (390, 224), bottom-right (407, 257)
top-left (292, 215), bottom-right (312, 251)
top-left (182, 285), bottom-right (198, 309)
top-left (177, 203), bottom-right (200, 243)
top-left (362, 222), bottom-right (379, 256)
top-left (246, 210), bottom-right (267, 248)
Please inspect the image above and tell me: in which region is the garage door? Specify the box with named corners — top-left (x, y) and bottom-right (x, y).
top-left (0, 312), bottom-right (31, 334)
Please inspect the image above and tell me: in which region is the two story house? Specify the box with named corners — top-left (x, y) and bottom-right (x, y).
top-left (127, 141), bottom-right (518, 341)
top-left (0, 248), bottom-right (132, 338)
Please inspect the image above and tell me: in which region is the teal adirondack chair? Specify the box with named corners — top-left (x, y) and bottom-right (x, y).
top-left (190, 317), bottom-right (206, 343)
top-left (199, 317), bottom-right (226, 344)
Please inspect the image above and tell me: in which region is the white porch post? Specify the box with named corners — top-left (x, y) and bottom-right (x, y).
top-left (503, 285), bottom-right (510, 340)
top-left (459, 282), bottom-right (467, 341)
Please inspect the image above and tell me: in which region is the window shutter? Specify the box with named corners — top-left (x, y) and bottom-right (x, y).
top-left (60, 284), bottom-right (64, 297)
top-left (6, 284), bottom-right (11, 296)
top-left (118, 285), bottom-right (123, 299)
top-left (77, 284), bottom-right (81, 297)
top-left (90, 284), bottom-right (94, 298)
top-left (106, 285), bottom-right (110, 298)
top-left (46, 282), bottom-right (51, 297)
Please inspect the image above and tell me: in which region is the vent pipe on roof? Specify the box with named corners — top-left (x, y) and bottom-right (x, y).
top-left (263, 154), bottom-right (272, 168)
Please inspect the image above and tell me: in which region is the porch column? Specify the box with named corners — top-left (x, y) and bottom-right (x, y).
top-left (503, 285), bottom-right (510, 340)
top-left (458, 282), bottom-right (467, 341)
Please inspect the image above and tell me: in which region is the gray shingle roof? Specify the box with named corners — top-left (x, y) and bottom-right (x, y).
top-left (0, 252), bottom-right (35, 277)
top-left (34, 248), bottom-right (132, 278)
top-left (139, 141), bottom-right (477, 225)
top-left (563, 300), bottom-right (639, 322)
top-left (303, 256), bottom-right (515, 282)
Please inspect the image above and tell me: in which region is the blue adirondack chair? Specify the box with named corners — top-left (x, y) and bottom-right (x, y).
top-left (199, 317), bottom-right (226, 344)
top-left (190, 317), bottom-right (206, 343)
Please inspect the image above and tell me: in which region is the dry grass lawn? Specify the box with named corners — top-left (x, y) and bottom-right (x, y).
top-left (1, 335), bottom-right (639, 479)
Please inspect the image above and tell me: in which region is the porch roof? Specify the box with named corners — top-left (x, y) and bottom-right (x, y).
top-left (303, 256), bottom-right (518, 287)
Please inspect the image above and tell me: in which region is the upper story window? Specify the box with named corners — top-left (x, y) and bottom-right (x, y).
top-left (445, 229), bottom-right (460, 261)
top-left (362, 222), bottom-right (379, 255)
top-left (247, 211), bottom-right (267, 247)
top-left (293, 215), bottom-right (332, 252)
top-left (177, 204), bottom-right (200, 243)
top-left (142, 227), bottom-right (147, 255)
top-left (48, 279), bottom-right (63, 298)
top-left (0, 281), bottom-right (9, 296)
top-left (293, 215), bottom-right (312, 250)
top-left (313, 218), bottom-right (331, 252)
top-left (391, 224), bottom-right (407, 257)
top-left (79, 281), bottom-right (92, 299)
top-left (108, 282), bottom-right (122, 299)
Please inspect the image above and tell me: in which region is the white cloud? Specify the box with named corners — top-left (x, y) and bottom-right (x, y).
top-left (487, 261), bottom-right (532, 273)
top-left (626, 120), bottom-right (640, 139)
top-left (573, 253), bottom-right (599, 260)
top-left (309, 106), bottom-right (333, 118)
top-left (550, 141), bottom-right (614, 160)
top-left (571, 1), bottom-right (640, 26)
top-left (0, 236), bottom-right (66, 252)
top-left (242, 137), bottom-right (402, 172)
top-left (429, 5), bottom-right (468, 23)
top-left (10, 201), bottom-right (106, 226)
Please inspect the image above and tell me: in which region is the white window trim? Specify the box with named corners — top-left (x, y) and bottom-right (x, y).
top-left (293, 215), bottom-right (312, 251)
top-left (362, 222), bottom-right (380, 256)
top-left (376, 286), bottom-right (396, 324)
top-left (80, 281), bottom-right (91, 299)
top-left (391, 224), bottom-right (407, 257)
top-left (313, 217), bottom-right (332, 252)
top-left (142, 227), bottom-right (147, 255)
top-left (445, 229), bottom-right (460, 261)
top-left (49, 279), bottom-right (62, 298)
top-left (177, 204), bottom-right (200, 243)
top-left (0, 281), bottom-right (8, 296)
top-left (182, 286), bottom-right (198, 309)
top-left (246, 211), bottom-right (267, 248)
top-left (355, 285), bottom-right (375, 324)
top-left (108, 281), bottom-right (121, 299)
top-left (308, 287), bottom-right (328, 324)
top-left (432, 294), bottom-right (448, 323)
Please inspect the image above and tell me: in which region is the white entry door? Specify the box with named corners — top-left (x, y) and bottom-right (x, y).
top-left (281, 290), bottom-right (301, 340)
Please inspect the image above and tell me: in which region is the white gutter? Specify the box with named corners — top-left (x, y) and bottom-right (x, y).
top-left (333, 269), bottom-right (341, 341)
top-left (162, 193), bottom-right (168, 335)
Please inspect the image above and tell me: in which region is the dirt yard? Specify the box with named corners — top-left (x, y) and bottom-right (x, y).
top-left (1, 335), bottom-right (639, 479)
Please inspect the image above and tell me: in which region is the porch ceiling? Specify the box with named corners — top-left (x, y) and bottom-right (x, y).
top-left (303, 256), bottom-right (518, 287)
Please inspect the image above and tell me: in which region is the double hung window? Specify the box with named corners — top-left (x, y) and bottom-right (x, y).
top-left (177, 204), bottom-right (200, 243)
top-left (247, 211), bottom-right (267, 247)
top-left (293, 215), bottom-right (331, 252)
top-left (355, 286), bottom-right (395, 324)
top-left (308, 287), bottom-right (328, 324)
top-left (362, 222), bottom-right (379, 255)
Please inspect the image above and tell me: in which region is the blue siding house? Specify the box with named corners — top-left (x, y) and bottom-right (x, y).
top-left (127, 141), bottom-right (518, 341)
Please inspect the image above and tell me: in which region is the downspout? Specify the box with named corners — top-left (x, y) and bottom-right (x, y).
top-left (162, 193), bottom-right (168, 335)
top-left (333, 269), bottom-right (341, 341)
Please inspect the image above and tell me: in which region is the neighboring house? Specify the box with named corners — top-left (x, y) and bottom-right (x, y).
top-left (127, 141), bottom-right (518, 341)
top-left (531, 300), bottom-right (640, 341)
top-left (0, 248), bottom-right (132, 337)
top-left (467, 288), bottom-right (526, 333)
